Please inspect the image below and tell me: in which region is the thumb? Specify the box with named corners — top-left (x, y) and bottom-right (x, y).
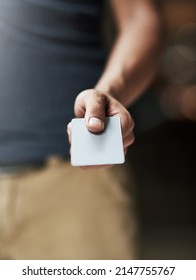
top-left (85, 91), bottom-right (107, 133)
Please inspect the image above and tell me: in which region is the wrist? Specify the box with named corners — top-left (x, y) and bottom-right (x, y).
top-left (95, 78), bottom-right (125, 104)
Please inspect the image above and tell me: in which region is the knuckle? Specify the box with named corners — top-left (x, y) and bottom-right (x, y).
top-left (83, 89), bottom-right (107, 106)
top-left (124, 132), bottom-right (135, 147)
top-left (122, 109), bottom-right (131, 122)
top-left (95, 91), bottom-right (107, 105)
top-left (77, 90), bottom-right (89, 101)
top-left (76, 89), bottom-right (93, 102)
top-left (131, 117), bottom-right (135, 129)
top-left (121, 110), bottom-right (133, 129)
top-left (126, 113), bottom-right (134, 130)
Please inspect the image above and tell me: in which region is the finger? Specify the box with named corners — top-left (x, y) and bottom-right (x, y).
top-left (123, 131), bottom-right (135, 148)
top-left (74, 89), bottom-right (107, 133)
top-left (120, 111), bottom-right (135, 138)
top-left (84, 91), bottom-right (107, 133)
top-left (66, 122), bottom-right (72, 144)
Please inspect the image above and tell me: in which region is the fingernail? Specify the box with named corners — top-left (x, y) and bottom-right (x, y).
top-left (88, 117), bottom-right (104, 130)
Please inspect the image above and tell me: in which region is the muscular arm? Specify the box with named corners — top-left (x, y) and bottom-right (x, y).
top-left (96, 0), bottom-right (162, 107)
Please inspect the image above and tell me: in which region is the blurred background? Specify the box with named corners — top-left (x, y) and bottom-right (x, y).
top-left (131, 0), bottom-right (196, 260)
top-left (130, 0), bottom-right (196, 259)
top-left (104, 0), bottom-right (196, 259)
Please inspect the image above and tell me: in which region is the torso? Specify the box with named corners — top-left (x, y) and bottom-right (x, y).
top-left (0, 0), bottom-right (105, 164)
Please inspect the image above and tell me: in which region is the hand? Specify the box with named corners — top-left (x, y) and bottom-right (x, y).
top-left (67, 89), bottom-right (135, 168)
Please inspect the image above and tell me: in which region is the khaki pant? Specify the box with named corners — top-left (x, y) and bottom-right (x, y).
top-left (0, 158), bottom-right (137, 260)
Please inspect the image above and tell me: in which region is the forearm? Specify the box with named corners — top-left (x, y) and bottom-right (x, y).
top-left (95, 4), bottom-right (162, 107)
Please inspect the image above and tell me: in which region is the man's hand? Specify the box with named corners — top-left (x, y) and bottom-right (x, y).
top-left (67, 89), bottom-right (134, 167)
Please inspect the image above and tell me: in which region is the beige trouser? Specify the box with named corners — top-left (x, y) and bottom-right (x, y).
top-left (0, 157), bottom-right (137, 260)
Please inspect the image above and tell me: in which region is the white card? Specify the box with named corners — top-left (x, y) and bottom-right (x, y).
top-left (71, 116), bottom-right (125, 166)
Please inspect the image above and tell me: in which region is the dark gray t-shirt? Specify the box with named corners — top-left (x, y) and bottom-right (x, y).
top-left (0, 0), bottom-right (105, 164)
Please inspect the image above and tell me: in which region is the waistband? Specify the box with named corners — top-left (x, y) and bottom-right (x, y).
top-left (0, 156), bottom-right (67, 176)
top-left (0, 161), bottom-right (45, 176)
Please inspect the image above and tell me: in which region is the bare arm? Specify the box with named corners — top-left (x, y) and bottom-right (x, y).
top-left (68, 0), bottom-right (162, 165)
top-left (96, 0), bottom-right (162, 107)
